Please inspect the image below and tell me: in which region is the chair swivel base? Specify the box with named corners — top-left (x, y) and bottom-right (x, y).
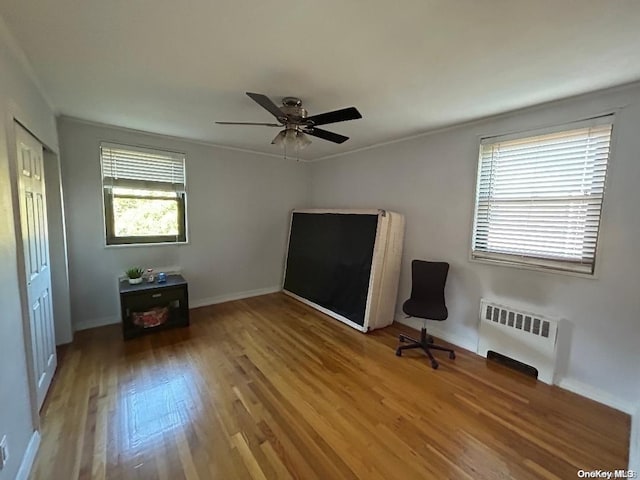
top-left (395, 327), bottom-right (455, 369)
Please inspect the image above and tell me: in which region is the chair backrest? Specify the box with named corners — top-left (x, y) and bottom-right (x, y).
top-left (409, 260), bottom-right (449, 306)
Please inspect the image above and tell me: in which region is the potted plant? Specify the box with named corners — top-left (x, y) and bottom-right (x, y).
top-left (125, 267), bottom-right (145, 285)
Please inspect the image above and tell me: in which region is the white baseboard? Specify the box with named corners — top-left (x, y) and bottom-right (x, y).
top-left (16, 430), bottom-right (40, 480)
top-left (394, 314), bottom-right (635, 415)
top-left (630, 407), bottom-right (639, 471)
top-left (74, 315), bottom-right (120, 331)
top-left (189, 286), bottom-right (281, 309)
top-left (73, 286), bottom-right (283, 331)
top-left (555, 378), bottom-right (634, 415)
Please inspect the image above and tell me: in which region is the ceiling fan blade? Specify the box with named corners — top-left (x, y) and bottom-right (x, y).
top-left (304, 127), bottom-right (349, 144)
top-left (216, 121), bottom-right (281, 127)
top-left (246, 92), bottom-right (287, 122)
top-left (305, 107), bottom-right (362, 126)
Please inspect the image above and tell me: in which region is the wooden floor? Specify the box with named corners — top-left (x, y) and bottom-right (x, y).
top-left (31, 293), bottom-right (629, 480)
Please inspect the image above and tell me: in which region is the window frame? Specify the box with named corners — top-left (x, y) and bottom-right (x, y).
top-left (469, 115), bottom-right (616, 277)
top-left (100, 142), bottom-right (188, 247)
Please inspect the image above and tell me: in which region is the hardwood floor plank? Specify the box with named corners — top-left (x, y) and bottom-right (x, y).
top-left (30, 293), bottom-right (630, 480)
top-left (259, 440), bottom-right (294, 480)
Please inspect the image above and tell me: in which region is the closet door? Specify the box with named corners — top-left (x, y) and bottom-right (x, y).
top-left (15, 123), bottom-right (57, 409)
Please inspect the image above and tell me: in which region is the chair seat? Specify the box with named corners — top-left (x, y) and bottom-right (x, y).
top-left (402, 299), bottom-right (448, 321)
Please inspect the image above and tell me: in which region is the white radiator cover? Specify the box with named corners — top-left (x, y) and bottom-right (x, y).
top-left (477, 299), bottom-right (559, 384)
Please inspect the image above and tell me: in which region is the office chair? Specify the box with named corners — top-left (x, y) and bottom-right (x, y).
top-left (396, 260), bottom-right (455, 369)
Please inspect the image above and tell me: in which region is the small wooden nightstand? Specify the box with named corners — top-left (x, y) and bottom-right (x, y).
top-left (118, 274), bottom-right (190, 339)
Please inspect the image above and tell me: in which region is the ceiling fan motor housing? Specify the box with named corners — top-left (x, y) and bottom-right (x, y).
top-left (280, 97), bottom-right (308, 125)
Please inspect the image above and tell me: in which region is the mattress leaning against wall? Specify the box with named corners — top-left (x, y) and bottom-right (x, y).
top-left (282, 208), bottom-right (405, 332)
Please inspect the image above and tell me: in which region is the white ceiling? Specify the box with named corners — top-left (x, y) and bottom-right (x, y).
top-left (2, 1), bottom-right (640, 160)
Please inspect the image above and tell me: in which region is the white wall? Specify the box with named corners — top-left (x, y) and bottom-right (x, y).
top-left (631, 408), bottom-right (639, 472)
top-left (43, 151), bottom-right (73, 345)
top-left (0, 17), bottom-right (59, 480)
top-left (57, 118), bottom-right (311, 330)
top-left (310, 83), bottom-right (640, 415)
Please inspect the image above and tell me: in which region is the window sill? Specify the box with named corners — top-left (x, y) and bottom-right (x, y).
top-left (105, 241), bottom-right (189, 249)
top-left (468, 254), bottom-right (599, 280)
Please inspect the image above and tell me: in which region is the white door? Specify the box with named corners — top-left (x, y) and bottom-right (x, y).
top-left (15, 123), bottom-right (57, 409)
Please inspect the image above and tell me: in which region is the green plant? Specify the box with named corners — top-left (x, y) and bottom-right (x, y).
top-left (125, 267), bottom-right (144, 279)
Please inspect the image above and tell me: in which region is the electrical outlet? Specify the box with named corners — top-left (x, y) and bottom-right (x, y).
top-left (0, 435), bottom-right (8, 470)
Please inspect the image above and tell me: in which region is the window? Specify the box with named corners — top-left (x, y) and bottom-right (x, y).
top-left (471, 116), bottom-right (613, 275)
top-left (101, 143), bottom-right (187, 245)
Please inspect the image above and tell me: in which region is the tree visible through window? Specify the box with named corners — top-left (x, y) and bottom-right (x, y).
top-left (471, 116), bottom-right (613, 275)
top-left (101, 144), bottom-right (187, 245)
top-left (112, 188), bottom-right (180, 237)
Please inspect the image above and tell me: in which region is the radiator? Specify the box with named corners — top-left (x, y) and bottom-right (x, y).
top-left (477, 299), bottom-right (559, 384)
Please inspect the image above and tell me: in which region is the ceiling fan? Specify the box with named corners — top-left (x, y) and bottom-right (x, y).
top-left (216, 92), bottom-right (362, 149)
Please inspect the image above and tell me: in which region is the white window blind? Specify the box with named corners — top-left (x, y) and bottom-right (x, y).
top-left (472, 116), bottom-right (613, 275)
top-left (101, 143), bottom-right (185, 191)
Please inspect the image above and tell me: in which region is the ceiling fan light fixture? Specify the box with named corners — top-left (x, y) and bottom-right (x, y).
top-left (294, 130), bottom-right (311, 150)
top-left (285, 128), bottom-right (297, 145)
top-left (272, 128), bottom-right (311, 151)
top-left (297, 131), bottom-right (312, 150)
top-left (271, 130), bottom-right (286, 146)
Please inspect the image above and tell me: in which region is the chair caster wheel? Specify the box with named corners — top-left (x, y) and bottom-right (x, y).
top-left (449, 352), bottom-right (456, 360)
top-left (396, 348), bottom-right (402, 357)
top-left (431, 360), bottom-right (439, 369)
top-left (427, 336), bottom-right (434, 344)
top-left (399, 336), bottom-right (405, 343)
